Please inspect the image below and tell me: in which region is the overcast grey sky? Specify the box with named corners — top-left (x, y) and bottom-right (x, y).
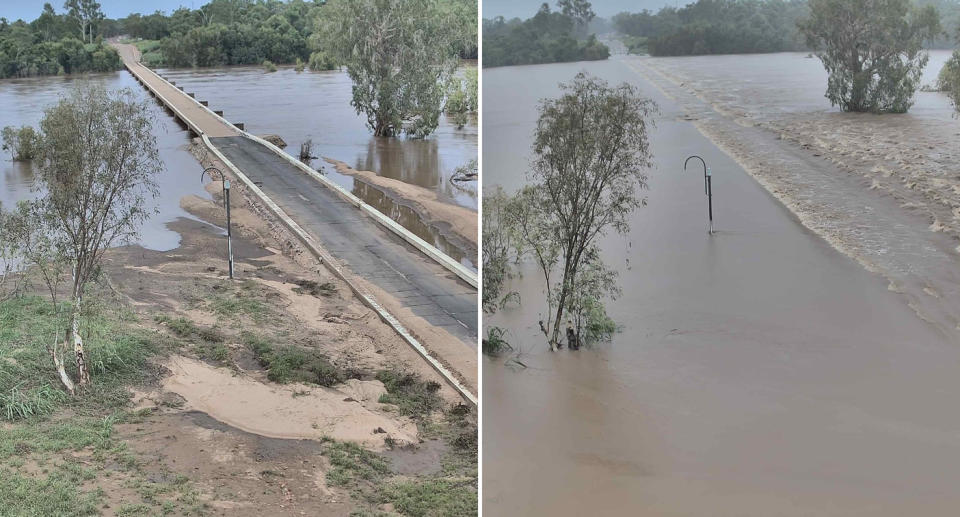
top-left (2, 1), bottom-right (194, 22)
top-left (482, 0), bottom-right (677, 20)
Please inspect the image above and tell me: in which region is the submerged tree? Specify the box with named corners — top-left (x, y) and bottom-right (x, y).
top-left (1, 126), bottom-right (39, 161)
top-left (316, 0), bottom-right (463, 138)
top-left (22, 84), bottom-right (161, 393)
top-left (799, 0), bottom-right (940, 113)
top-left (504, 73), bottom-right (656, 350)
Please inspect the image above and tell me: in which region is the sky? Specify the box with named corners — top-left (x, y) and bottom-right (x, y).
top-left (482, 0), bottom-right (677, 20)
top-left (1, 0), bottom-right (195, 22)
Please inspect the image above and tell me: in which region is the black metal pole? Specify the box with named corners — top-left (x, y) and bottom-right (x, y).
top-left (707, 172), bottom-right (713, 234)
top-left (225, 180), bottom-right (234, 279)
top-left (684, 155), bottom-right (714, 234)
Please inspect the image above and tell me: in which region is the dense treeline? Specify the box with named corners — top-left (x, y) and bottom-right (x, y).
top-left (612, 0), bottom-right (809, 56)
top-left (0, 3), bottom-right (120, 79)
top-left (116, 0), bottom-right (476, 68)
top-left (483, 3), bottom-right (610, 68)
top-left (611, 0), bottom-right (960, 57)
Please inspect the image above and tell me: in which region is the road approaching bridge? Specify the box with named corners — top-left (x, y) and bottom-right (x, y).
top-left (113, 43), bottom-right (478, 403)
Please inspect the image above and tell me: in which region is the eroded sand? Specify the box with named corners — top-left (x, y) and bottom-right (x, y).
top-left (159, 356), bottom-right (417, 450)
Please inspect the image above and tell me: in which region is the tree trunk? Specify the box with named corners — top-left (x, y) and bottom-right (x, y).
top-left (71, 295), bottom-right (89, 386)
top-left (51, 345), bottom-right (76, 396)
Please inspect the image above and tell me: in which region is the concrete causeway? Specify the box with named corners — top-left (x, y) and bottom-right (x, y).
top-left (113, 42), bottom-right (478, 401)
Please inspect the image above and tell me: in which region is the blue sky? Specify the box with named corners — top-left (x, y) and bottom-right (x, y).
top-left (482, 0), bottom-right (677, 20)
top-left (2, 1), bottom-right (196, 22)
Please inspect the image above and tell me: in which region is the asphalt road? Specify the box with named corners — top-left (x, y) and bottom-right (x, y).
top-left (212, 136), bottom-right (478, 347)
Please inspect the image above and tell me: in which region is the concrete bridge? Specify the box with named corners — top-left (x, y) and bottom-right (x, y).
top-left (113, 44), bottom-right (477, 404)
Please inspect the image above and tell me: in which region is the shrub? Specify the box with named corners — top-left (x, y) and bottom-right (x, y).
top-left (262, 60), bottom-right (277, 73)
top-left (1, 126), bottom-right (39, 161)
top-left (308, 51), bottom-right (336, 71)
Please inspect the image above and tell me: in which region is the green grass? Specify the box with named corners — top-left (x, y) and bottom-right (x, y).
top-left (375, 370), bottom-right (443, 420)
top-left (323, 440), bottom-right (391, 488)
top-left (0, 466), bottom-right (102, 516)
top-left (0, 296), bottom-right (158, 422)
top-left (380, 479), bottom-right (477, 517)
top-left (242, 332), bottom-right (344, 386)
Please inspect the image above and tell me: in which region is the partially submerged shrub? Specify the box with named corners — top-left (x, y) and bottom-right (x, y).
top-left (1, 126), bottom-right (39, 161)
top-left (263, 60), bottom-right (277, 73)
top-left (481, 327), bottom-right (511, 356)
top-left (308, 51), bottom-right (336, 71)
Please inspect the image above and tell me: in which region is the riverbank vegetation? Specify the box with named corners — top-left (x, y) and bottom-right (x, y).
top-left (317, 0), bottom-right (470, 137)
top-left (485, 73), bottom-right (655, 350)
top-left (110, 0), bottom-right (476, 69)
top-left (483, 2), bottom-right (610, 68)
top-left (0, 3), bottom-right (120, 78)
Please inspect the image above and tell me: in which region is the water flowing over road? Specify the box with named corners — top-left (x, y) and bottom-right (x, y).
top-left (484, 56), bottom-right (960, 516)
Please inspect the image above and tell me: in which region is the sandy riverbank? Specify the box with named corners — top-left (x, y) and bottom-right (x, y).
top-left (325, 158), bottom-right (478, 259)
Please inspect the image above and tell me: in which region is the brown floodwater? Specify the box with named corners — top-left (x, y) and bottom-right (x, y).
top-left (0, 71), bottom-right (215, 257)
top-left (484, 57), bottom-right (960, 515)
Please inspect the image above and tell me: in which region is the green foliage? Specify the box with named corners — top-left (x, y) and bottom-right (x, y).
top-left (323, 440), bottom-right (391, 487)
top-left (307, 50), bottom-right (336, 71)
top-left (294, 57), bottom-right (305, 72)
top-left (1, 126), bottom-right (39, 161)
top-left (800, 0), bottom-right (941, 113)
top-left (613, 0), bottom-right (810, 57)
top-left (937, 49), bottom-right (960, 110)
top-left (444, 68), bottom-right (478, 129)
top-left (500, 74), bottom-right (655, 349)
top-left (482, 4), bottom-right (610, 68)
top-left (481, 327), bottom-right (512, 356)
top-left (241, 332), bottom-right (344, 387)
top-left (262, 59), bottom-right (277, 72)
top-left (381, 478), bottom-right (477, 517)
top-left (0, 296), bottom-right (158, 421)
top-left (481, 187), bottom-right (518, 313)
top-left (375, 369), bottom-right (443, 420)
top-left (317, 0), bottom-right (463, 137)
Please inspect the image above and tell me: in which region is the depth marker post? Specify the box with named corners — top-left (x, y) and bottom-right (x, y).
top-left (201, 166), bottom-right (234, 278)
top-left (684, 155), bottom-right (714, 234)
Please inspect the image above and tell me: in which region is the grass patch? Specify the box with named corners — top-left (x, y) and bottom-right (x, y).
top-left (0, 466), bottom-right (102, 516)
top-left (375, 370), bottom-right (443, 420)
top-left (242, 332), bottom-right (344, 386)
top-left (292, 279), bottom-right (336, 297)
top-left (0, 296), bottom-right (159, 422)
top-left (381, 478), bottom-right (477, 517)
top-left (323, 440), bottom-right (391, 488)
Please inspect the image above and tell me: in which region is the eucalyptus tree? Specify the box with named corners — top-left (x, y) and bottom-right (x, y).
top-left (506, 73), bottom-right (656, 350)
top-left (63, 0), bottom-right (104, 43)
top-left (29, 84), bottom-right (161, 392)
top-left (316, 0), bottom-right (463, 138)
top-left (799, 0), bottom-right (940, 113)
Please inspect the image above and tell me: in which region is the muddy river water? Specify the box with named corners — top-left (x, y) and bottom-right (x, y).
top-left (0, 65), bottom-right (477, 268)
top-left (0, 72), bottom-right (214, 254)
top-left (484, 56), bottom-right (960, 515)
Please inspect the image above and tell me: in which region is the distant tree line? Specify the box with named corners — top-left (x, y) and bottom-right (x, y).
top-left (483, 2), bottom-right (610, 68)
top-left (0, 2), bottom-right (121, 79)
top-left (611, 0), bottom-right (960, 57)
top-left (612, 0), bottom-right (810, 56)
top-left (114, 0), bottom-right (476, 69)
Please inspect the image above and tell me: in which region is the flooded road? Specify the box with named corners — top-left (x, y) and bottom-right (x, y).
top-left (484, 57), bottom-right (960, 515)
top-left (0, 72), bottom-right (214, 253)
top-left (155, 65), bottom-right (478, 210)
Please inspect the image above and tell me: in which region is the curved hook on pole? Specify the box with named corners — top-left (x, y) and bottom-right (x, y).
top-left (201, 166), bottom-right (227, 208)
top-left (684, 155), bottom-right (715, 234)
top-left (684, 155), bottom-right (708, 195)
